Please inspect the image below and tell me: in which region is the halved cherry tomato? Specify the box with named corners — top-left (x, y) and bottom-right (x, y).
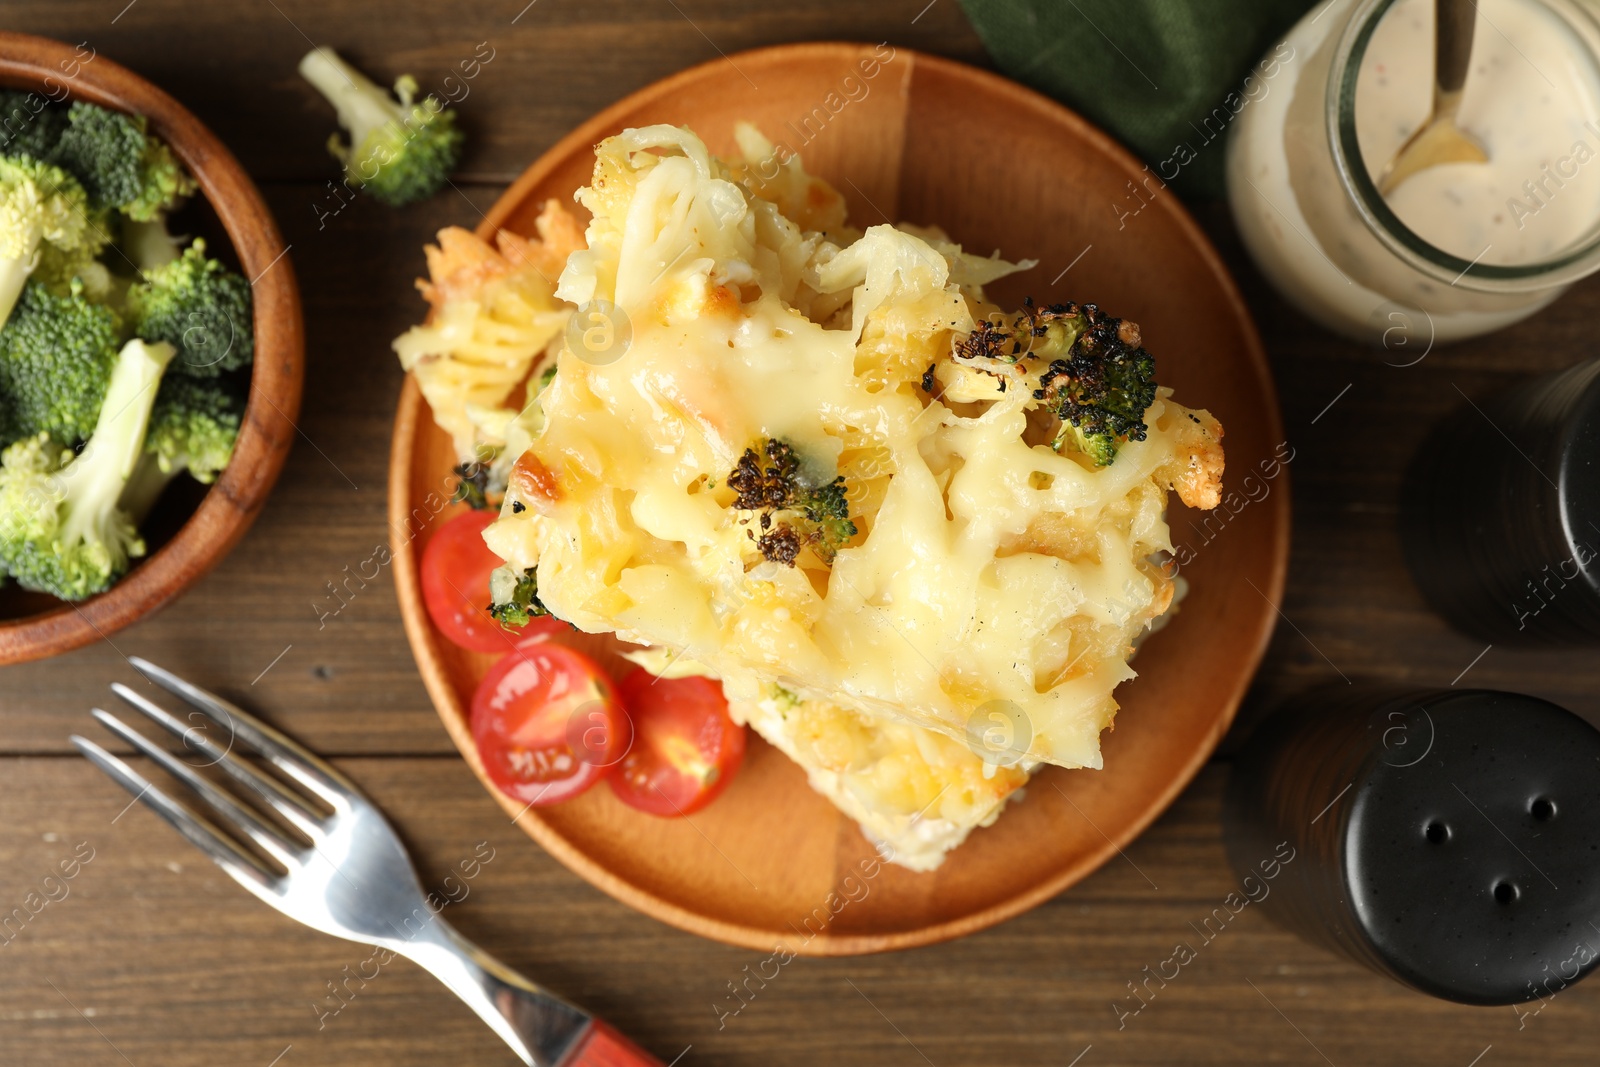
top-left (421, 510), bottom-right (514, 653)
top-left (422, 511), bottom-right (570, 651)
top-left (471, 640), bottom-right (631, 807)
top-left (609, 669), bottom-right (746, 816)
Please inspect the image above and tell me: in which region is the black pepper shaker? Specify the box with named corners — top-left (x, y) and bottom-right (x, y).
top-left (1225, 686), bottom-right (1600, 1006)
top-left (1400, 357), bottom-right (1600, 644)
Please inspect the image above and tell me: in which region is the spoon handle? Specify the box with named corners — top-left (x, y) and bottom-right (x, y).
top-left (1436, 0), bottom-right (1476, 98)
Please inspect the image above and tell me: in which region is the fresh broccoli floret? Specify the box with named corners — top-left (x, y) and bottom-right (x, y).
top-left (118, 375), bottom-right (242, 522)
top-left (487, 563), bottom-right (549, 629)
top-left (298, 47), bottom-right (463, 206)
top-left (0, 91), bottom-right (68, 161)
top-left (0, 279), bottom-right (122, 445)
top-left (125, 239), bottom-right (253, 376)
top-left (144, 374), bottom-right (242, 482)
top-left (44, 101), bottom-right (196, 274)
top-left (0, 155), bottom-right (105, 328)
top-left (30, 242), bottom-right (112, 301)
top-left (52, 102), bottom-right (195, 221)
top-left (726, 438), bottom-right (857, 566)
top-left (1017, 301), bottom-right (1157, 467)
top-left (0, 338), bottom-right (176, 600)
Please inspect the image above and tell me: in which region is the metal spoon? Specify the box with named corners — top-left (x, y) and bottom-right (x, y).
top-left (1376, 0), bottom-right (1488, 196)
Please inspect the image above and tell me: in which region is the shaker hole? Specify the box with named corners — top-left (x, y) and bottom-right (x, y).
top-left (1531, 797), bottom-right (1556, 821)
top-left (1424, 821), bottom-right (1449, 844)
top-left (1494, 881), bottom-right (1519, 905)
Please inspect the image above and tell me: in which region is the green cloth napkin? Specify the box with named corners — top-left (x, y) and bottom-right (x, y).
top-left (959, 0), bottom-right (1316, 197)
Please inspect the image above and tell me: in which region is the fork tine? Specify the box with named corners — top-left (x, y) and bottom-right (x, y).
top-left (71, 734), bottom-right (278, 897)
top-left (110, 682), bottom-right (328, 842)
top-left (126, 657), bottom-right (356, 809)
top-left (90, 708), bottom-right (304, 871)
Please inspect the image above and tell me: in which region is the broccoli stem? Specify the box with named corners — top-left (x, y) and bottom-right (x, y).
top-left (298, 47), bottom-right (399, 155)
top-left (61, 339), bottom-right (175, 544)
top-left (124, 216), bottom-right (181, 271)
top-left (118, 451), bottom-right (176, 524)
top-left (0, 238), bottom-right (43, 328)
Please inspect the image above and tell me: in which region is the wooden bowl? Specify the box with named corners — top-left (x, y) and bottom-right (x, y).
top-left (0, 33), bottom-right (302, 665)
top-left (391, 43), bottom-right (1288, 954)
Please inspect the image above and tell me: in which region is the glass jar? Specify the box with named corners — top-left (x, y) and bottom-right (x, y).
top-left (1227, 0), bottom-right (1600, 345)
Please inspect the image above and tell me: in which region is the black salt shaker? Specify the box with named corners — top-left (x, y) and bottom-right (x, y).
top-left (1225, 686), bottom-right (1600, 1005)
top-left (1400, 357), bottom-right (1600, 644)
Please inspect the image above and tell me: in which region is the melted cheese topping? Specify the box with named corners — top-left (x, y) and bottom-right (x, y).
top-left (485, 123), bottom-right (1223, 774)
top-left (394, 204), bottom-right (579, 462)
top-left (736, 688), bottom-right (1030, 871)
top-left (621, 646), bottom-right (1028, 870)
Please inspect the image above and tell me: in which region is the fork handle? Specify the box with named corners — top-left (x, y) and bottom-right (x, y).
top-left (560, 1019), bottom-right (665, 1067)
top-left (397, 914), bottom-right (661, 1066)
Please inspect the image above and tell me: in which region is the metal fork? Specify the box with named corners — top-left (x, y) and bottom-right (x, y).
top-left (71, 657), bottom-right (660, 1067)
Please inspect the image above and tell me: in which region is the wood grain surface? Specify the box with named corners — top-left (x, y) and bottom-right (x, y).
top-left (2, 1), bottom-right (1599, 1065)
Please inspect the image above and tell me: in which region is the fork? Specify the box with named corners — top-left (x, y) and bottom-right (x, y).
top-left (71, 657), bottom-right (661, 1067)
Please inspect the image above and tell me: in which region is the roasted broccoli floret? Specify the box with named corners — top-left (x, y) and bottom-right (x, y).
top-left (0, 279), bottom-right (122, 445)
top-left (451, 457), bottom-right (494, 510)
top-left (52, 102), bottom-right (195, 222)
top-left (125, 240), bottom-right (253, 376)
top-left (298, 47), bottom-right (463, 206)
top-left (726, 438), bottom-right (857, 566)
top-left (1021, 301), bottom-right (1156, 467)
top-left (0, 155), bottom-right (105, 327)
top-left (0, 338), bottom-right (176, 600)
top-left (0, 91), bottom-right (68, 161)
top-left (487, 563), bottom-right (548, 629)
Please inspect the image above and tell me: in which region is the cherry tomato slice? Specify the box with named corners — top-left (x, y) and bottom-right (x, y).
top-left (609, 669), bottom-right (746, 817)
top-left (471, 640), bottom-right (631, 807)
top-left (421, 510), bottom-right (515, 653)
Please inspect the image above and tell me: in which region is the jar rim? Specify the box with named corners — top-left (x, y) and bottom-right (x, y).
top-left (1326, 0), bottom-right (1600, 292)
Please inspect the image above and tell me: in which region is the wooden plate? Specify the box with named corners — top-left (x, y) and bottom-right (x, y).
top-left (390, 43), bottom-right (1288, 954)
top-left (0, 33), bottom-right (303, 664)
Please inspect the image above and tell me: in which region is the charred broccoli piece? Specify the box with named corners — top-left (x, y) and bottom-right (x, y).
top-left (1025, 301), bottom-right (1156, 467)
top-left (487, 563), bottom-right (548, 629)
top-left (451, 457), bottom-right (493, 510)
top-left (726, 438), bottom-right (857, 566)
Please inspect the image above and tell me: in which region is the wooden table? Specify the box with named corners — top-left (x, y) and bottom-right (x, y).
top-left (4, 3), bottom-right (1598, 1065)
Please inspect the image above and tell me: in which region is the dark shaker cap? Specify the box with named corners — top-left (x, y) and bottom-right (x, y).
top-left (1402, 358), bottom-right (1600, 644)
top-left (1227, 687), bottom-right (1600, 1005)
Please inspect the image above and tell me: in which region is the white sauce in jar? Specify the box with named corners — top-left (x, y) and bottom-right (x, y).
top-left (1227, 0), bottom-right (1600, 343)
top-left (1361, 0), bottom-right (1600, 266)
